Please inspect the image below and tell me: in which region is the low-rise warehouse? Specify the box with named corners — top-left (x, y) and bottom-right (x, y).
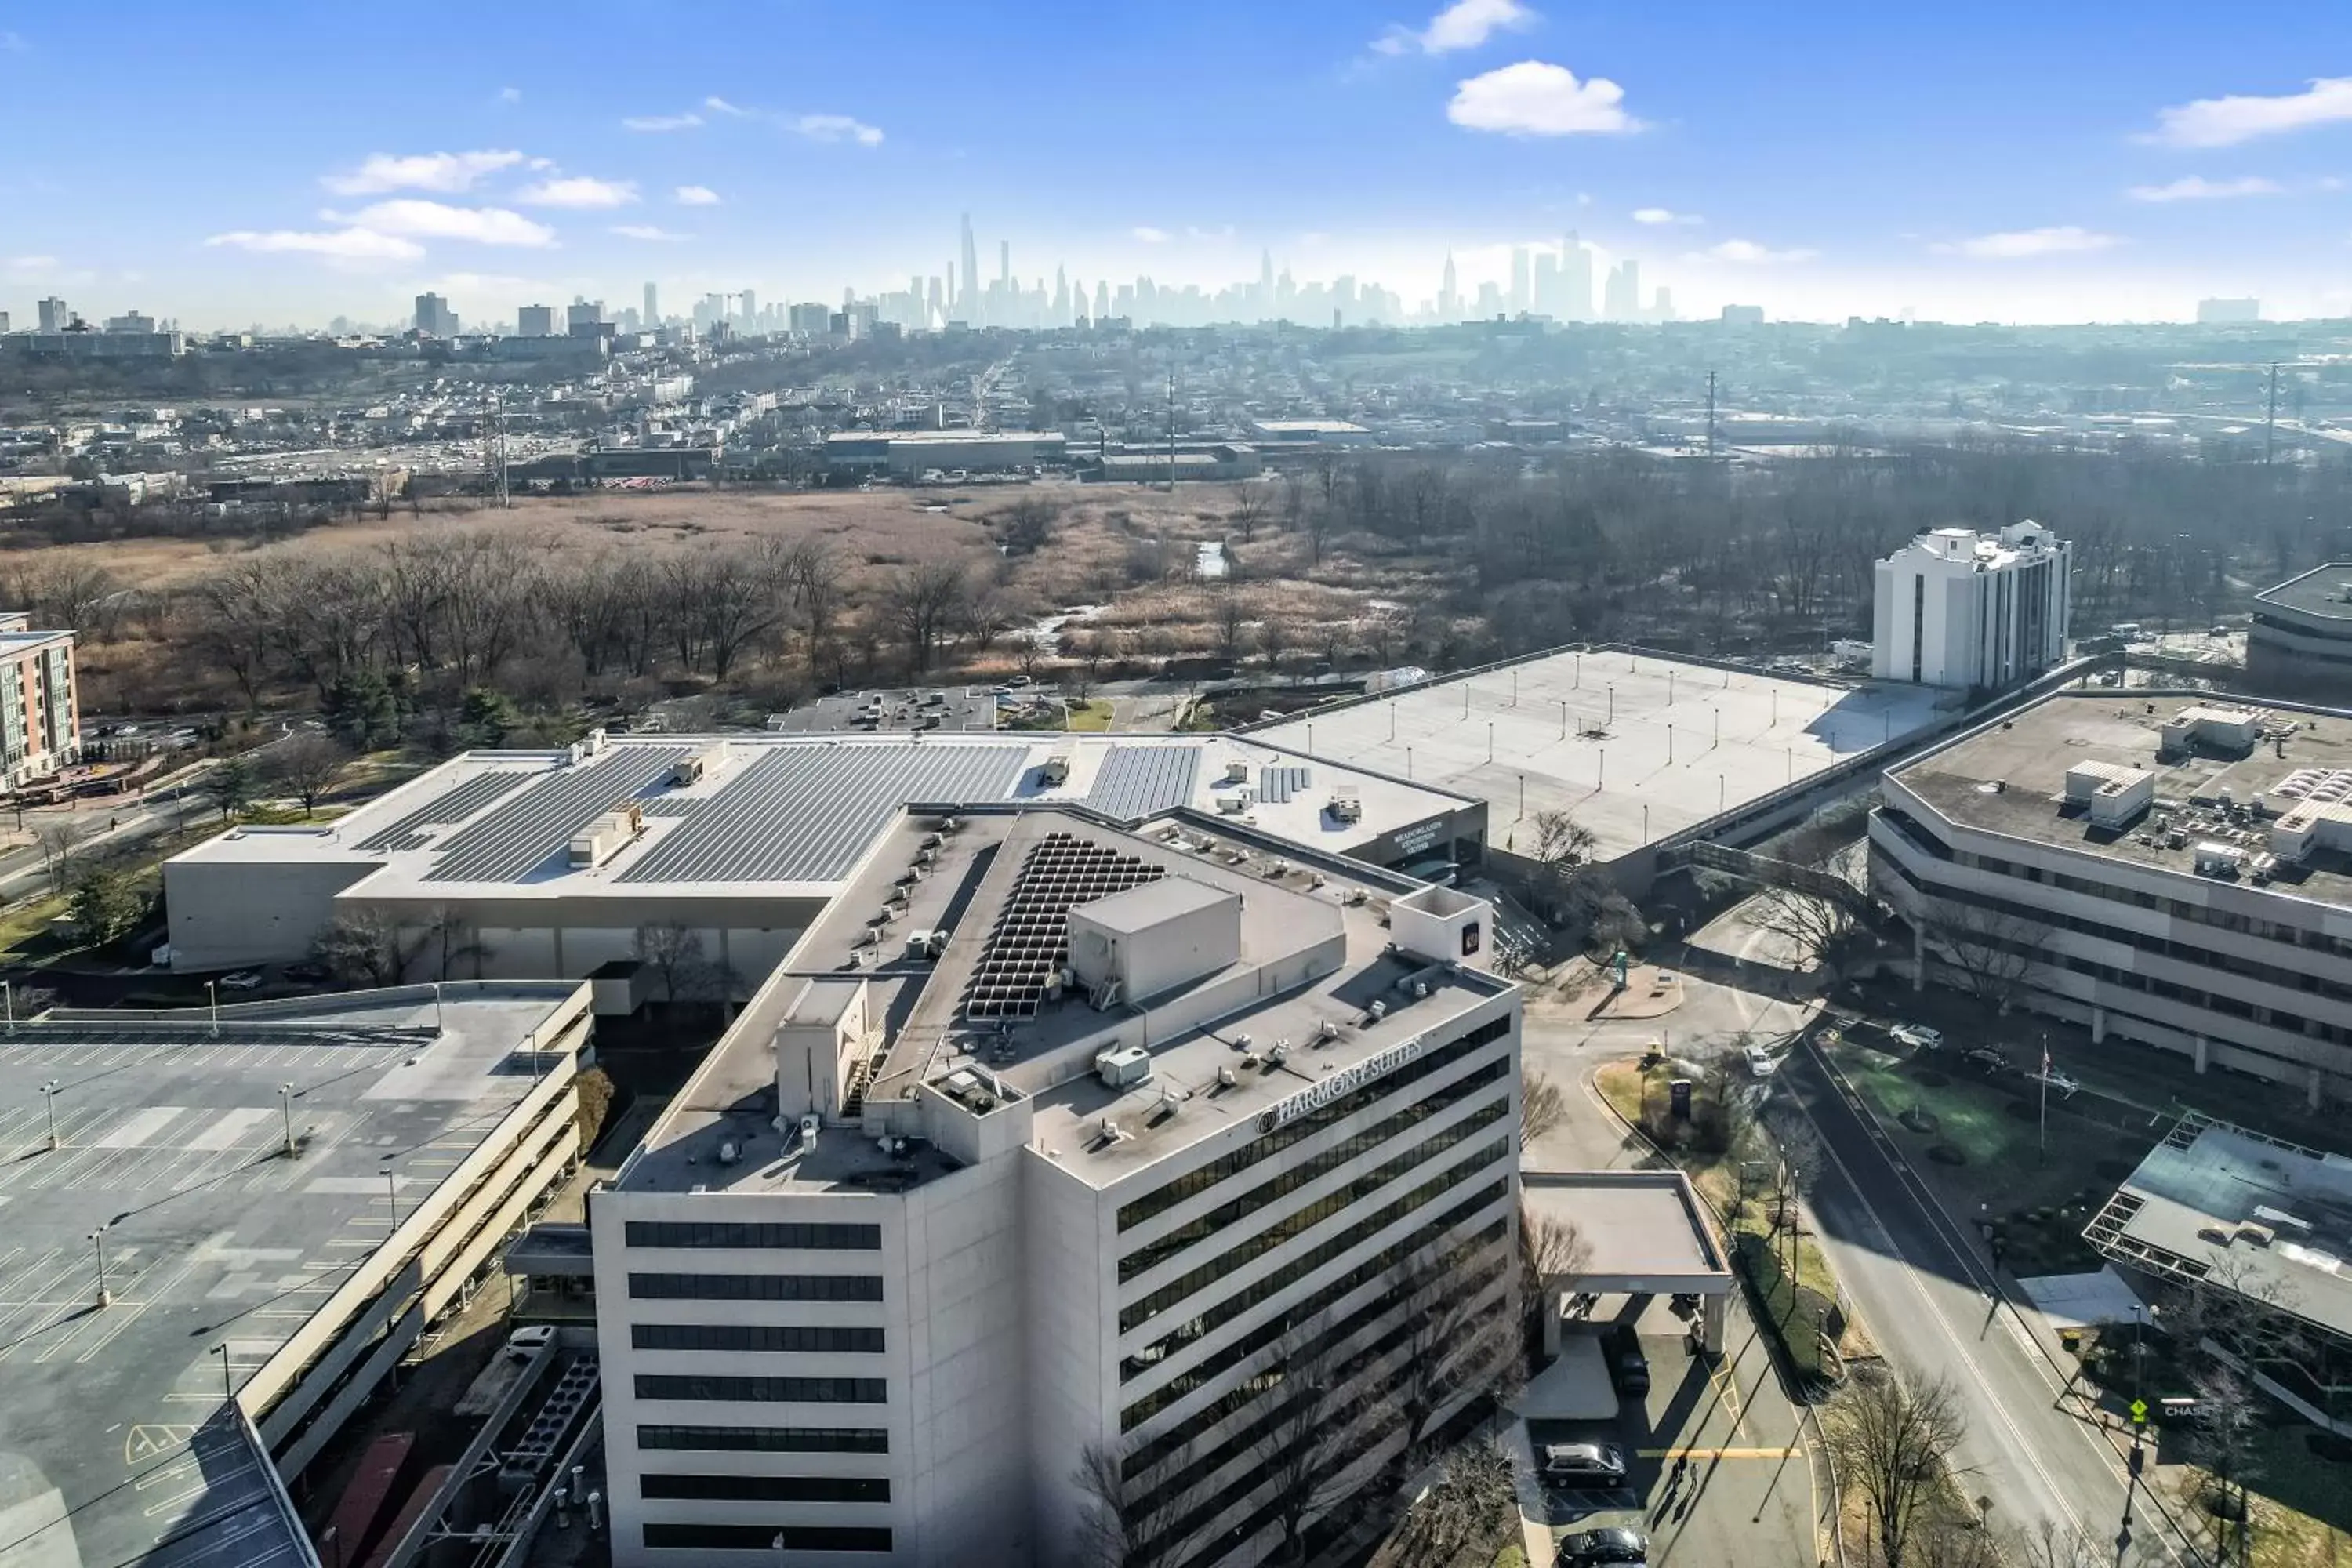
top-left (164, 732), bottom-right (1483, 978)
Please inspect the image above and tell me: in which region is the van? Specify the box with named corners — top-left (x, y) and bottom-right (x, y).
top-left (1540, 1442), bottom-right (1629, 1488)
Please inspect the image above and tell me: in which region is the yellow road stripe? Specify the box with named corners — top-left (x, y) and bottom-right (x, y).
top-left (1636, 1446), bottom-right (1792, 1459)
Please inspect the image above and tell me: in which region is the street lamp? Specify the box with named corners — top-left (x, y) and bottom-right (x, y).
top-left (40, 1078), bottom-right (60, 1150)
top-left (205, 980), bottom-right (220, 1039)
top-left (279, 1083), bottom-right (298, 1158)
top-left (212, 1341), bottom-right (234, 1401)
top-left (382, 1164), bottom-right (400, 1229)
top-left (89, 1225), bottom-right (112, 1308)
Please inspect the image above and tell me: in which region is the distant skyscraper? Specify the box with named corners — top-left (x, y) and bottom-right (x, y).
top-left (1653, 286), bottom-right (1673, 321)
top-left (413, 292), bottom-right (456, 336)
top-left (1510, 246), bottom-right (1530, 314)
top-left (959, 213), bottom-right (979, 320)
top-left (1093, 279), bottom-right (1110, 322)
top-left (1259, 249), bottom-right (1275, 318)
top-left (999, 240), bottom-right (1010, 290)
top-left (642, 281), bottom-right (659, 327)
top-left (1602, 260), bottom-right (1639, 322)
top-left (926, 275), bottom-right (943, 326)
top-left (739, 288), bottom-right (757, 329)
top-left (36, 296), bottom-right (68, 333)
top-left (517, 303), bottom-right (554, 337)
top-left (1439, 250), bottom-right (1458, 321)
top-left (1532, 251), bottom-right (1560, 317)
top-left (1562, 235), bottom-right (1594, 322)
top-left (1052, 266), bottom-right (1069, 325)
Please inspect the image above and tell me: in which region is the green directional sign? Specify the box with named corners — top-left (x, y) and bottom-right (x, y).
top-left (2129, 1398), bottom-right (2149, 1427)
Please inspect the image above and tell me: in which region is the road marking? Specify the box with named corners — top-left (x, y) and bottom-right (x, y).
top-left (1639, 1445), bottom-right (1791, 1459)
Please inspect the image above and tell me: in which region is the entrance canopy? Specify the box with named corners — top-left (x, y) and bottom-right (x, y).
top-left (1523, 1169), bottom-right (1734, 1355)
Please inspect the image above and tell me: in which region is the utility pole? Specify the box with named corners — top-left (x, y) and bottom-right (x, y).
top-left (1166, 365), bottom-right (1178, 491)
top-left (2265, 361), bottom-right (2279, 466)
top-left (1705, 368), bottom-right (1718, 459)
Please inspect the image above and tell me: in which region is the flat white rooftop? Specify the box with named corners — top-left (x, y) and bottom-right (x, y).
top-left (1254, 648), bottom-right (1949, 862)
top-left (170, 731), bottom-right (1475, 906)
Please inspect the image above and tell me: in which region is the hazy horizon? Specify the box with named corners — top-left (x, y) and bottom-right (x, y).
top-left (6, 0), bottom-right (2351, 331)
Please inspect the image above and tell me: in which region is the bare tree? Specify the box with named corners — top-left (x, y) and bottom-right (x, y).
top-left (883, 562), bottom-right (968, 674)
top-left (425, 905), bottom-right (491, 980)
top-left (1521, 1069), bottom-right (1567, 1149)
top-left (266, 731), bottom-right (347, 817)
top-left (1913, 899), bottom-right (2052, 1014)
top-left (314, 908), bottom-right (425, 988)
top-left (1230, 485), bottom-right (1272, 545)
top-left (34, 818), bottom-right (86, 897)
top-left (1069, 1436), bottom-right (1201, 1568)
top-left (1823, 1367), bottom-right (1971, 1568)
top-left (1370, 1437), bottom-right (1517, 1568)
top-left (633, 921), bottom-right (706, 1004)
top-left (1392, 1238), bottom-right (1515, 1474)
top-left (1749, 880), bottom-right (1860, 976)
top-left (1212, 583), bottom-right (1250, 664)
top-left (1254, 1323), bottom-right (1396, 1565)
top-left (1519, 1202), bottom-right (1592, 1346)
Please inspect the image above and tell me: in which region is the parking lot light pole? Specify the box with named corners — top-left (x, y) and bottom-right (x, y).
top-left (205, 981), bottom-right (220, 1039)
top-left (89, 1227), bottom-right (112, 1308)
top-left (279, 1083), bottom-right (297, 1157)
top-left (41, 1079), bottom-right (60, 1149)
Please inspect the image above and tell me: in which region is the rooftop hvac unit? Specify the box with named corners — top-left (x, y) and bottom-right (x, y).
top-left (798, 1114), bottom-right (822, 1143)
top-left (1225, 758), bottom-right (1250, 783)
top-left (1041, 753), bottom-right (1073, 786)
top-left (1269, 1041), bottom-right (1290, 1064)
top-left (1367, 999), bottom-right (1388, 1022)
top-left (717, 1140), bottom-right (739, 1165)
top-left (1327, 786), bottom-right (1363, 824)
top-left (1095, 1044), bottom-right (1153, 1089)
top-left (1217, 1065), bottom-right (1240, 1088)
top-left (1098, 1117), bottom-right (1126, 1144)
top-left (1159, 1089), bottom-right (1184, 1118)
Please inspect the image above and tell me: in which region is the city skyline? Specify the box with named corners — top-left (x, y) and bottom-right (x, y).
top-left (5, 0), bottom-right (2352, 328)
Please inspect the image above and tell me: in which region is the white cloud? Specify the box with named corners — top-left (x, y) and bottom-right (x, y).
top-left (1132, 226), bottom-right (1171, 243)
top-left (498, 86), bottom-right (522, 104)
top-left (1633, 206), bottom-right (1700, 225)
top-left (517, 176), bottom-right (637, 209)
top-left (1374, 0), bottom-right (1535, 56)
top-left (329, 200), bottom-right (557, 247)
top-left (623, 112), bottom-right (703, 132)
top-left (205, 227), bottom-right (424, 260)
top-left (0, 31), bottom-right (26, 50)
top-left (793, 113), bottom-right (884, 146)
top-left (2149, 77), bottom-right (2352, 147)
top-left (704, 96), bottom-right (750, 116)
top-left (1447, 61), bottom-right (1641, 137)
top-left (1698, 238), bottom-right (1817, 263)
top-left (673, 184), bottom-right (721, 206)
top-left (321, 150), bottom-right (527, 196)
top-left (1936, 225), bottom-right (2121, 260)
top-left (2125, 174), bottom-right (2284, 202)
top-left (612, 225), bottom-right (689, 241)
top-left (5, 254), bottom-right (59, 270)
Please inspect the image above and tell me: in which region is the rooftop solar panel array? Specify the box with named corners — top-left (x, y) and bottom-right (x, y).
top-left (355, 770), bottom-right (532, 852)
top-left (1086, 746), bottom-right (1200, 821)
top-left (618, 742), bottom-right (1028, 884)
top-left (963, 830), bottom-right (1165, 1018)
top-left (1258, 764), bottom-right (1312, 804)
top-left (426, 748), bottom-right (689, 883)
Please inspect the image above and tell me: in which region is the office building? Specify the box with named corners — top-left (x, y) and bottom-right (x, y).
top-left (2197, 297), bottom-right (2260, 325)
top-left (0, 982), bottom-right (593, 1568)
top-left (1871, 691), bottom-right (2352, 1107)
top-left (413, 292), bottom-right (459, 336)
top-left (1869, 521), bottom-right (2071, 690)
top-left (103, 310), bottom-right (156, 334)
top-left (644, 281), bottom-right (660, 328)
top-left (739, 288), bottom-right (758, 330)
top-left (569, 301), bottom-right (608, 336)
top-left (2250, 564), bottom-right (2352, 703)
top-left (1531, 251), bottom-right (1561, 318)
top-left (1720, 304), bottom-right (1765, 325)
top-left (0, 619), bottom-right (78, 786)
top-left (790, 301), bottom-right (831, 336)
top-left (36, 296), bottom-right (68, 332)
top-left (960, 213), bottom-right (980, 322)
top-left (1509, 246), bottom-right (1530, 314)
top-left (518, 303), bottom-right (556, 337)
top-left (1602, 260), bottom-right (1639, 323)
top-left (1561, 236), bottom-right (1593, 322)
top-left (591, 805), bottom-right (1522, 1566)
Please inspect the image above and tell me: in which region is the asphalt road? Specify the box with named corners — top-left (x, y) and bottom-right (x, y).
top-left (1780, 1040), bottom-right (2196, 1565)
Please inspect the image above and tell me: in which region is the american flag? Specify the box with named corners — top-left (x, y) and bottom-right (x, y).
top-left (2042, 1042), bottom-right (2053, 1076)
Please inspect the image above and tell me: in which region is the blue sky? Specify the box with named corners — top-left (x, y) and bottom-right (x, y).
top-left (5, 0), bottom-right (2352, 327)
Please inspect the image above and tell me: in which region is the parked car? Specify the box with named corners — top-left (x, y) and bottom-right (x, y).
top-left (1604, 1323), bottom-right (1650, 1398)
top-left (1556, 1526), bottom-right (1650, 1566)
top-left (1889, 1024), bottom-right (1944, 1051)
top-left (1540, 1442), bottom-right (1629, 1489)
top-left (217, 970), bottom-right (264, 992)
top-left (1962, 1046), bottom-right (2010, 1074)
top-left (505, 1325), bottom-right (555, 1362)
top-left (1743, 1043), bottom-right (1779, 1077)
top-left (284, 961), bottom-right (331, 983)
top-left (2034, 1069), bottom-right (2080, 1098)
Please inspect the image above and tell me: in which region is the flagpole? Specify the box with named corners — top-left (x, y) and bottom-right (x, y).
top-left (2038, 1031), bottom-right (2049, 1163)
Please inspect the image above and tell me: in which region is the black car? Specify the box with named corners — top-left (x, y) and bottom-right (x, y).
top-left (1556, 1526), bottom-right (1650, 1566)
top-left (1962, 1046), bottom-right (2010, 1074)
top-left (1604, 1323), bottom-right (1650, 1399)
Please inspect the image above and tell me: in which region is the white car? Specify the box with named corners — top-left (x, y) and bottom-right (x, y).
top-left (1889, 1024), bottom-right (1944, 1051)
top-left (2034, 1069), bottom-right (2080, 1099)
top-left (218, 970), bottom-right (264, 992)
top-left (1743, 1044), bottom-right (1779, 1077)
top-left (506, 1324), bottom-right (556, 1361)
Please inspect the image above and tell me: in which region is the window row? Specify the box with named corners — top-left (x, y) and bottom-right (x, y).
top-left (632, 1323), bottom-right (884, 1354)
top-left (635, 1374), bottom-right (887, 1404)
top-left (1123, 1225), bottom-right (1509, 1431)
top-left (640, 1472), bottom-right (890, 1503)
top-left (637, 1423), bottom-right (889, 1455)
top-left (1117, 1058), bottom-right (1508, 1283)
top-left (626, 1219), bottom-right (881, 1251)
top-left (627, 1272), bottom-right (884, 1302)
top-left (1120, 1207), bottom-right (1510, 1483)
top-left (1116, 1014), bottom-right (1511, 1232)
top-left (1119, 1121), bottom-right (1508, 1335)
top-left (643, 1524), bottom-right (891, 1553)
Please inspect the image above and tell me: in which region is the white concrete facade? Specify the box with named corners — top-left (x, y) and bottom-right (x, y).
top-left (1871, 521), bottom-right (2071, 690)
top-left (590, 810), bottom-right (1523, 1567)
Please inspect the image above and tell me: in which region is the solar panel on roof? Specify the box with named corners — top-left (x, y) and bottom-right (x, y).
top-left (355, 770), bottom-right (532, 851)
top-left (616, 743), bottom-right (1028, 884)
top-left (426, 748), bottom-right (688, 883)
top-left (962, 830), bottom-right (1165, 1018)
top-left (1086, 746), bottom-right (1201, 820)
